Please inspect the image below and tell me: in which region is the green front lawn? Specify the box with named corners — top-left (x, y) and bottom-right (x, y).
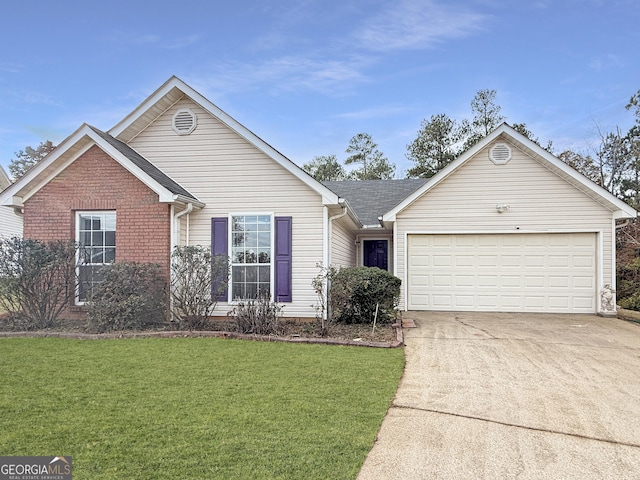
top-left (0, 338), bottom-right (404, 479)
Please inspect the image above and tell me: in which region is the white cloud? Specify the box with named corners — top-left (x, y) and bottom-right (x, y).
top-left (588, 54), bottom-right (624, 71)
top-left (197, 54), bottom-right (374, 97)
top-left (355, 0), bottom-right (490, 52)
top-left (0, 62), bottom-right (22, 74)
top-left (336, 104), bottom-right (414, 120)
top-left (104, 31), bottom-right (201, 49)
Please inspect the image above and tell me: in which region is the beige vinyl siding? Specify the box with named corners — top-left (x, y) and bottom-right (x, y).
top-left (331, 216), bottom-right (356, 267)
top-left (0, 205), bottom-right (22, 237)
top-left (395, 144), bottom-right (614, 310)
top-left (129, 98), bottom-right (325, 317)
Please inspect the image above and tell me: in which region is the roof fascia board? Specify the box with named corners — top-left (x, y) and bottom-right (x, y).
top-left (109, 76), bottom-right (341, 206)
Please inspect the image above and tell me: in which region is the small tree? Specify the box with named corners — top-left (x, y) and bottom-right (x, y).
top-left (462, 89), bottom-right (505, 150)
top-left (345, 133), bottom-right (395, 180)
top-left (311, 263), bottom-right (338, 336)
top-left (9, 140), bottom-right (55, 180)
top-left (303, 155), bottom-right (347, 181)
top-left (170, 246), bottom-right (230, 330)
top-left (406, 114), bottom-right (463, 178)
top-left (0, 236), bottom-right (77, 329)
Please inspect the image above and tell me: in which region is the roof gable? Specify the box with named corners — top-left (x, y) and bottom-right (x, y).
top-left (0, 124), bottom-right (202, 208)
top-left (383, 123), bottom-right (637, 221)
top-left (109, 76), bottom-right (340, 205)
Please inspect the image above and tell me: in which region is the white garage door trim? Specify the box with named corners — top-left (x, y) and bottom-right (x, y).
top-left (406, 232), bottom-right (599, 313)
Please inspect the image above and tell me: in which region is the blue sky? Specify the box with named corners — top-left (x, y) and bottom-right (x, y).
top-left (1, 0), bottom-right (639, 178)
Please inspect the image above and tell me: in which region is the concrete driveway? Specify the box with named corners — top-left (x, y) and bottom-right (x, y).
top-left (357, 312), bottom-right (640, 479)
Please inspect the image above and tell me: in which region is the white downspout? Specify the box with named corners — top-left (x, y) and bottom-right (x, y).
top-left (325, 200), bottom-right (348, 321)
top-left (174, 203), bottom-right (193, 247)
top-left (328, 201), bottom-right (348, 264)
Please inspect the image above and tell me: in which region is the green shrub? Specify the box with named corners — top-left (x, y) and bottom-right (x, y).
top-left (170, 246), bottom-right (229, 330)
top-left (0, 236), bottom-right (77, 330)
top-left (619, 292), bottom-right (640, 311)
top-left (87, 262), bottom-right (167, 333)
top-left (617, 256), bottom-right (640, 311)
top-left (330, 266), bottom-right (400, 325)
top-left (230, 293), bottom-right (283, 335)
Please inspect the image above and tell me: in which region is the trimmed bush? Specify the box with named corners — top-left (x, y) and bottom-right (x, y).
top-left (230, 293), bottom-right (283, 335)
top-left (87, 262), bottom-right (167, 333)
top-left (0, 236), bottom-right (77, 330)
top-left (170, 246), bottom-right (229, 330)
top-left (330, 266), bottom-right (400, 325)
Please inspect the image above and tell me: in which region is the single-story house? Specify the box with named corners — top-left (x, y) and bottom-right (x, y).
top-left (0, 166), bottom-right (23, 237)
top-left (0, 76), bottom-right (636, 318)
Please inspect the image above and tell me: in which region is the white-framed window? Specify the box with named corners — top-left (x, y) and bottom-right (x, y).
top-left (76, 211), bottom-right (116, 303)
top-left (230, 214), bottom-right (272, 300)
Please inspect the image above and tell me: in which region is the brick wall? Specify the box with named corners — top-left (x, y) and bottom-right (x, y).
top-left (23, 145), bottom-right (172, 319)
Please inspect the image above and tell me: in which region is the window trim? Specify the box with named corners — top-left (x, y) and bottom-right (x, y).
top-left (228, 212), bottom-right (274, 303)
top-left (75, 210), bottom-right (116, 305)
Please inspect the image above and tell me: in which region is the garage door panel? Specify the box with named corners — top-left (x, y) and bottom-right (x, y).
top-left (549, 255), bottom-right (570, 267)
top-left (432, 275), bottom-right (452, 287)
top-left (433, 255), bottom-right (453, 267)
top-left (501, 296), bottom-right (522, 308)
top-left (407, 233), bottom-right (596, 313)
top-left (478, 255), bottom-right (498, 267)
top-left (548, 276), bottom-right (570, 288)
top-left (454, 295), bottom-right (474, 308)
top-left (574, 255), bottom-right (595, 268)
top-left (573, 276), bottom-right (595, 288)
top-left (573, 297), bottom-right (595, 309)
top-left (432, 294), bottom-right (454, 307)
top-left (455, 255), bottom-right (475, 267)
top-left (501, 275), bottom-right (521, 288)
top-left (455, 275), bottom-right (474, 287)
top-left (525, 256), bottom-right (546, 268)
top-left (524, 276), bottom-right (545, 288)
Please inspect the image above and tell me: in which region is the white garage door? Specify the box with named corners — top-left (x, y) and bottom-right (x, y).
top-left (407, 233), bottom-right (596, 313)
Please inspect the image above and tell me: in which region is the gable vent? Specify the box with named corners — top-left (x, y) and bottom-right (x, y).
top-left (172, 108), bottom-right (197, 135)
top-left (489, 142), bottom-right (512, 165)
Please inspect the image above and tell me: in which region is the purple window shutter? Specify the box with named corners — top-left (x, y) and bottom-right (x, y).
top-left (211, 217), bottom-right (228, 302)
top-left (274, 216), bottom-right (292, 302)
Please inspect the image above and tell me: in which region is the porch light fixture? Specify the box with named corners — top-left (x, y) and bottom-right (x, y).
top-left (496, 204), bottom-right (509, 213)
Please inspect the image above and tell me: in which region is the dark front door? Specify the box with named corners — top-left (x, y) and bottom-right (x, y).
top-left (363, 240), bottom-right (388, 271)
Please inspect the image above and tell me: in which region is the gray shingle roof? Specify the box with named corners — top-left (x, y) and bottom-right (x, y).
top-left (89, 126), bottom-right (199, 201)
top-left (323, 179), bottom-right (428, 226)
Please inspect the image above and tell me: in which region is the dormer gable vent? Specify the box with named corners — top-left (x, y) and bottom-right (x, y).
top-left (172, 108), bottom-right (197, 135)
top-left (489, 142), bottom-right (512, 165)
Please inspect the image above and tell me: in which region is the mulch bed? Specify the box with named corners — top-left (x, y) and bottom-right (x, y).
top-left (0, 315), bottom-right (403, 348)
